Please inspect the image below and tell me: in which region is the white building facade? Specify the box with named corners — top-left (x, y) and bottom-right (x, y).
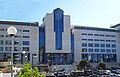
top-left (0, 20), bottom-right (39, 65)
top-left (73, 26), bottom-right (120, 64)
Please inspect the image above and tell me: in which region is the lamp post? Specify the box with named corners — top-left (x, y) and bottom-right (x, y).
top-left (22, 51), bottom-right (26, 64)
top-left (32, 54), bottom-right (37, 68)
top-left (7, 26), bottom-right (17, 77)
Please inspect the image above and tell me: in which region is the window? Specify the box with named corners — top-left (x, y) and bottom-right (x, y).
top-left (112, 49), bottom-right (116, 52)
top-left (5, 47), bottom-right (11, 51)
top-left (82, 33), bottom-right (87, 35)
top-left (0, 47), bottom-right (3, 51)
top-left (22, 47), bottom-right (29, 51)
top-left (14, 47), bottom-right (21, 51)
top-left (88, 39), bottom-right (93, 41)
top-left (82, 39), bottom-right (87, 41)
top-left (106, 40), bottom-right (110, 42)
top-left (95, 44), bottom-right (99, 47)
top-left (94, 39), bottom-right (99, 41)
top-left (106, 44), bottom-right (110, 47)
top-left (5, 40), bottom-right (11, 45)
top-left (0, 35), bottom-right (4, 37)
top-left (0, 40), bottom-right (4, 45)
top-left (112, 44), bottom-right (116, 48)
top-left (88, 34), bottom-right (93, 36)
top-left (106, 49), bottom-right (111, 52)
top-left (101, 49), bottom-right (105, 52)
top-left (100, 34), bottom-right (104, 36)
top-left (94, 34), bottom-right (99, 36)
top-left (23, 36), bottom-right (29, 38)
top-left (23, 41), bottom-right (29, 45)
top-left (14, 36), bottom-right (21, 38)
top-left (82, 43), bottom-right (87, 47)
top-left (82, 48), bottom-right (87, 52)
top-left (14, 41), bottom-right (21, 45)
top-left (23, 30), bottom-right (29, 32)
top-left (106, 35), bottom-right (110, 37)
top-left (100, 39), bottom-right (105, 41)
top-left (101, 44), bottom-right (105, 47)
top-left (95, 49), bottom-right (99, 52)
top-left (89, 49), bottom-right (93, 52)
top-left (111, 40), bottom-right (116, 42)
top-left (54, 9), bottom-right (64, 50)
top-left (111, 35), bottom-right (115, 37)
top-left (0, 29), bottom-right (4, 31)
top-left (88, 43), bottom-right (93, 47)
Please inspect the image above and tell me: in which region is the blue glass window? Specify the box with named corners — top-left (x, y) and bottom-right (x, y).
top-left (94, 34), bottom-right (99, 36)
top-left (95, 44), bottom-right (99, 47)
top-left (82, 48), bottom-right (87, 52)
top-left (88, 43), bottom-right (93, 47)
top-left (106, 44), bottom-right (110, 47)
top-left (82, 33), bottom-right (87, 35)
top-left (82, 39), bottom-right (87, 41)
top-left (89, 49), bottom-right (93, 52)
top-left (111, 35), bottom-right (115, 37)
top-left (100, 39), bottom-right (105, 41)
top-left (94, 39), bottom-right (99, 41)
top-left (106, 35), bottom-right (110, 37)
top-left (54, 8), bottom-right (64, 50)
top-left (106, 40), bottom-right (110, 42)
top-left (101, 44), bottom-right (105, 47)
top-left (100, 34), bottom-right (104, 36)
top-left (23, 30), bottom-right (29, 32)
top-left (106, 49), bottom-right (111, 52)
top-left (82, 43), bottom-right (87, 47)
top-left (23, 36), bottom-right (29, 38)
top-left (111, 40), bottom-right (116, 42)
top-left (88, 39), bottom-right (93, 41)
top-left (95, 49), bottom-right (99, 52)
top-left (101, 49), bottom-right (105, 52)
top-left (112, 49), bottom-right (116, 52)
top-left (112, 44), bottom-right (116, 48)
top-left (88, 34), bottom-right (93, 36)
top-left (23, 41), bottom-right (29, 45)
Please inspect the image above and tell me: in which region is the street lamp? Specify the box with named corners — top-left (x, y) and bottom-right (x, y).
top-left (32, 54), bottom-right (37, 68)
top-left (7, 26), bottom-right (17, 77)
top-left (22, 51), bottom-right (26, 64)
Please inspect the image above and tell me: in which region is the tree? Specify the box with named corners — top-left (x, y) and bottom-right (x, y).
top-left (79, 60), bottom-right (89, 69)
top-left (17, 63), bottom-right (45, 77)
top-left (98, 62), bottom-right (106, 70)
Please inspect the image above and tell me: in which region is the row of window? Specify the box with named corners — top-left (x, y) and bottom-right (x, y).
top-left (82, 33), bottom-right (116, 37)
top-left (0, 40), bottom-right (29, 45)
top-left (82, 43), bottom-right (116, 48)
top-left (82, 48), bottom-right (116, 52)
top-left (0, 28), bottom-right (30, 32)
top-left (82, 54), bottom-right (117, 63)
top-left (82, 39), bottom-right (116, 42)
top-left (0, 47), bottom-right (29, 51)
top-left (0, 35), bottom-right (29, 38)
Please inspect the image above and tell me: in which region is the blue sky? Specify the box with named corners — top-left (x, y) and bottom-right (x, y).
top-left (0, 0), bottom-right (120, 28)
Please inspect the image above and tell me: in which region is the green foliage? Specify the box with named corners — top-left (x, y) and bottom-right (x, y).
top-left (79, 60), bottom-right (89, 68)
top-left (17, 63), bottom-right (45, 77)
top-left (98, 62), bottom-right (106, 70)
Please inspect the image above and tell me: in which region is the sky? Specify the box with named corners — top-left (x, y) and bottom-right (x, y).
top-left (0, 0), bottom-right (120, 28)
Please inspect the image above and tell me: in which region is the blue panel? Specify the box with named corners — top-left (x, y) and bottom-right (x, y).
top-left (23, 41), bottom-right (29, 45)
top-left (54, 8), bottom-right (64, 50)
top-left (39, 27), bottom-right (45, 48)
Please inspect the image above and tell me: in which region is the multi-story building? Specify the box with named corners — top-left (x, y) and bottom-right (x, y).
top-left (73, 26), bottom-right (120, 64)
top-left (39, 8), bottom-right (120, 66)
top-left (0, 20), bottom-right (39, 65)
top-left (39, 8), bottom-right (73, 65)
